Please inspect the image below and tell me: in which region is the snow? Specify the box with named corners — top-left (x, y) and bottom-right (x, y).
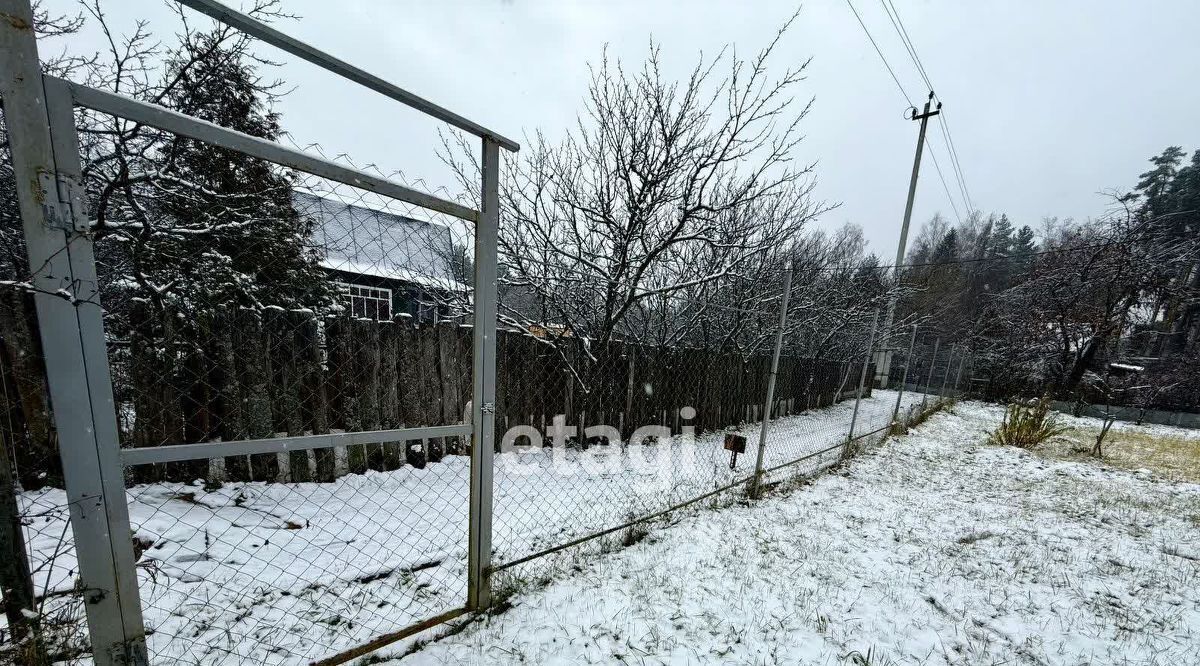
top-left (382, 402), bottom-right (1200, 665)
top-left (319, 257), bottom-right (468, 292)
top-left (295, 189), bottom-right (467, 292)
top-left (18, 390), bottom-right (928, 664)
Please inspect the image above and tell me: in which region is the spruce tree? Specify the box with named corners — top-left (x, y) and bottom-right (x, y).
top-left (990, 214), bottom-right (1014, 257)
top-left (90, 32), bottom-right (334, 466)
top-left (104, 32), bottom-right (331, 317)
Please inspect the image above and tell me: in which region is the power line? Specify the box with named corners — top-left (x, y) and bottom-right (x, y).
top-left (937, 110), bottom-right (975, 212)
top-left (845, 0), bottom-right (968, 224)
top-left (844, 0), bottom-right (913, 106)
top-left (878, 0), bottom-right (976, 214)
top-left (879, 0), bottom-right (933, 92)
top-left (931, 118), bottom-right (971, 215)
top-left (925, 134), bottom-right (963, 225)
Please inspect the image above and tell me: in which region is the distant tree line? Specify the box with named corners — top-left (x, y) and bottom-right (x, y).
top-left (895, 146), bottom-right (1200, 411)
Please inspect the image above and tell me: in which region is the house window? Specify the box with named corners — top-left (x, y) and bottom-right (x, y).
top-left (337, 282), bottom-right (392, 321)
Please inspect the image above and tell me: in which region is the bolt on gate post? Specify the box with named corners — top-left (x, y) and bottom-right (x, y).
top-left (750, 262), bottom-right (793, 499)
top-left (0, 2), bottom-right (148, 663)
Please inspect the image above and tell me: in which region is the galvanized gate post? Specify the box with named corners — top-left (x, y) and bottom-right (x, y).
top-left (750, 262), bottom-right (792, 498)
top-left (468, 137), bottom-right (500, 610)
top-left (846, 308), bottom-right (880, 447)
top-left (891, 323), bottom-right (919, 424)
top-left (0, 6), bottom-right (148, 663)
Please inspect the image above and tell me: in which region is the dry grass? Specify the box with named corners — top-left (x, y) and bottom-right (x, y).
top-left (1046, 426), bottom-right (1200, 482)
top-left (987, 399), bottom-right (1066, 449)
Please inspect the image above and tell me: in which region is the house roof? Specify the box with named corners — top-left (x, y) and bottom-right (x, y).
top-left (293, 190), bottom-right (466, 291)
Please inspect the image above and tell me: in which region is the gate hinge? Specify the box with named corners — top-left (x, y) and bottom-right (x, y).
top-left (39, 170), bottom-right (89, 232)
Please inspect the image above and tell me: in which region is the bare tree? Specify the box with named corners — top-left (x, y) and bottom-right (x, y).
top-left (444, 10), bottom-right (829, 411)
top-left (975, 197), bottom-right (1198, 397)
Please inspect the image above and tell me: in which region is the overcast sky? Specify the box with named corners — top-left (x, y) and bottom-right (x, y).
top-left (49, 0), bottom-right (1200, 258)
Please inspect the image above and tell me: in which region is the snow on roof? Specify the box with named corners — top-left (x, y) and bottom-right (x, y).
top-left (294, 190), bottom-right (462, 290)
top-left (318, 257), bottom-right (468, 292)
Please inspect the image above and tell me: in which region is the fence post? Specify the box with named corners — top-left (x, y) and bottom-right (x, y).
top-left (922, 337), bottom-right (940, 408)
top-left (846, 308), bottom-right (880, 447)
top-left (750, 263), bottom-right (792, 498)
top-left (891, 323), bottom-right (918, 424)
top-left (953, 348), bottom-right (968, 398)
top-left (939, 344), bottom-right (955, 400)
top-left (0, 15), bottom-right (148, 664)
top-left (468, 137), bottom-right (500, 610)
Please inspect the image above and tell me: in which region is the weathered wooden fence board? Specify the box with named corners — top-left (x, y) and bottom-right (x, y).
top-left (1, 308), bottom-right (875, 484)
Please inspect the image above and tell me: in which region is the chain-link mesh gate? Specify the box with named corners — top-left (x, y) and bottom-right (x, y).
top-left (103, 159), bottom-right (482, 663)
top-left (0, 0), bottom-right (517, 662)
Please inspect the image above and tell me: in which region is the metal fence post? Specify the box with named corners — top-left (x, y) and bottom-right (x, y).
top-left (750, 262), bottom-right (792, 498)
top-left (468, 137), bottom-right (500, 610)
top-left (891, 323), bottom-right (918, 424)
top-left (939, 344), bottom-right (955, 401)
top-left (846, 308), bottom-right (880, 447)
top-left (953, 348), bottom-right (968, 398)
top-left (922, 337), bottom-right (940, 408)
top-left (0, 11), bottom-right (148, 663)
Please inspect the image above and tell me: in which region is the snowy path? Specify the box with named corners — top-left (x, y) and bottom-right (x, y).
top-left (18, 389), bottom-right (927, 664)
top-left (390, 403), bottom-right (1200, 666)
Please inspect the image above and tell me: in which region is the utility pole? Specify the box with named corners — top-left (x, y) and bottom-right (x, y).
top-left (875, 91), bottom-right (941, 388)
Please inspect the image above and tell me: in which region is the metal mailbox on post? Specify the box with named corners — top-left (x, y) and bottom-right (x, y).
top-left (724, 432), bottom-right (747, 468)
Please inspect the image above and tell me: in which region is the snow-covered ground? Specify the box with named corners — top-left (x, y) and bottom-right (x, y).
top-left (387, 402), bottom-right (1200, 666)
top-left (18, 389), bottom-right (928, 664)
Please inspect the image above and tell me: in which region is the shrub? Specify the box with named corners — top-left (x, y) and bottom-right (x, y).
top-left (988, 398), bottom-right (1066, 449)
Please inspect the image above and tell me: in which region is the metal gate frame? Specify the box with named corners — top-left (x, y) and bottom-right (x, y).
top-left (0, 0), bottom-right (516, 662)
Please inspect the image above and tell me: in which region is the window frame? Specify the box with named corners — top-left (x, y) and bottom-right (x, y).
top-left (336, 281), bottom-right (393, 321)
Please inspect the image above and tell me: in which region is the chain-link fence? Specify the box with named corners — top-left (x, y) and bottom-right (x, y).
top-left (483, 266), bottom-right (963, 590)
top-left (0, 4), bottom-right (973, 665)
top-left (0, 0), bottom-right (516, 659)
top-left (106, 160), bottom-right (481, 663)
top-left (2, 78), bottom-right (498, 663)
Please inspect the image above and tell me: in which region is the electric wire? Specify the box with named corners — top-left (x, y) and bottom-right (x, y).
top-left (844, 0), bottom-right (913, 107)
top-left (880, 0), bottom-right (933, 92)
top-left (937, 110), bottom-right (975, 212)
top-left (844, 0), bottom-right (968, 220)
top-left (925, 134), bottom-right (963, 225)
top-left (878, 0), bottom-right (976, 214)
